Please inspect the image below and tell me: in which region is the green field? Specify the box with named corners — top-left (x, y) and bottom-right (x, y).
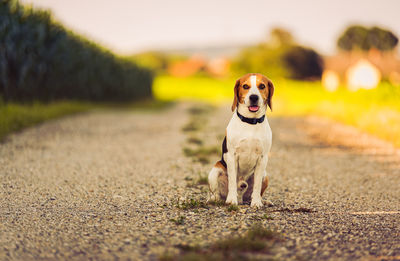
top-left (0, 101), bottom-right (92, 141)
top-left (0, 99), bottom-right (171, 141)
top-left (154, 75), bottom-right (400, 147)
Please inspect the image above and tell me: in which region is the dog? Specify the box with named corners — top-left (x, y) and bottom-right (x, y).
top-left (208, 73), bottom-right (274, 207)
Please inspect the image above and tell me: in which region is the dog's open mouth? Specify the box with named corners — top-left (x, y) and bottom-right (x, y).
top-left (248, 105), bottom-right (259, 112)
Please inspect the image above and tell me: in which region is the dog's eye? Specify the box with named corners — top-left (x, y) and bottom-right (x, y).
top-left (242, 84), bottom-right (250, 89)
top-left (259, 84), bottom-right (266, 90)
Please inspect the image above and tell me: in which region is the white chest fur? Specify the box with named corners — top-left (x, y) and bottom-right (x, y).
top-left (225, 112), bottom-right (272, 179)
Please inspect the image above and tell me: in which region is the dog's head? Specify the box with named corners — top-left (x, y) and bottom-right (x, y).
top-left (231, 73), bottom-right (274, 115)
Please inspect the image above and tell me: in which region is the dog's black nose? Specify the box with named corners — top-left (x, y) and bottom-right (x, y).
top-left (249, 95), bottom-right (259, 103)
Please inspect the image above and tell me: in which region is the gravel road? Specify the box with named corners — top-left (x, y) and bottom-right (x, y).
top-left (1, 103), bottom-right (399, 260)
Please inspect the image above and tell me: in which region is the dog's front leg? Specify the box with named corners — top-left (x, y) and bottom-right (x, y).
top-left (225, 152), bottom-right (238, 205)
top-left (251, 157), bottom-right (267, 207)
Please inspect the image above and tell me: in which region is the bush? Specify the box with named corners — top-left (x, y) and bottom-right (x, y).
top-left (231, 44), bottom-right (288, 79)
top-left (0, 0), bottom-right (153, 102)
top-left (232, 44), bottom-right (324, 80)
top-left (231, 28), bottom-right (324, 80)
top-left (129, 51), bottom-right (169, 74)
top-left (283, 46), bottom-right (324, 80)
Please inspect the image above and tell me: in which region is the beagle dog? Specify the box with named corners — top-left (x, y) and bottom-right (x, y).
top-left (208, 73), bottom-right (274, 207)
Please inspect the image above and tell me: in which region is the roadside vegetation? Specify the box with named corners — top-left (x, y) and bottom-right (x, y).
top-left (0, 0), bottom-right (152, 103)
top-left (155, 75), bottom-right (400, 147)
top-left (0, 100), bottom-right (92, 141)
top-left (160, 223), bottom-right (279, 261)
top-left (232, 28), bottom-right (324, 80)
top-left (0, 99), bottom-right (171, 141)
top-left (0, 0), bottom-right (156, 140)
top-left (274, 80), bottom-right (400, 147)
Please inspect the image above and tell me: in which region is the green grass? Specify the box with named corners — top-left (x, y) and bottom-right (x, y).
top-left (277, 80), bottom-right (400, 147)
top-left (186, 136), bottom-right (204, 145)
top-left (262, 214), bottom-right (274, 220)
top-left (154, 75), bottom-right (400, 147)
top-left (227, 205), bottom-right (239, 212)
top-left (185, 173), bottom-right (208, 188)
top-left (187, 105), bottom-right (214, 115)
top-left (183, 146), bottom-right (220, 158)
top-left (196, 175), bottom-right (208, 185)
top-left (170, 216), bottom-right (186, 225)
top-left (0, 101), bottom-right (92, 141)
top-left (175, 198), bottom-right (208, 210)
top-left (181, 120), bottom-right (203, 132)
top-left (214, 223), bottom-right (277, 252)
top-left (181, 105), bottom-right (212, 133)
top-left (208, 200), bottom-right (226, 207)
top-left (183, 146), bottom-right (220, 165)
top-left (0, 99), bottom-right (172, 141)
top-left (159, 223), bottom-right (279, 261)
top-left (153, 76), bottom-right (233, 104)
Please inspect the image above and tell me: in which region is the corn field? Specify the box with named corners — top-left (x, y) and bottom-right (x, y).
top-left (0, 0), bottom-right (153, 102)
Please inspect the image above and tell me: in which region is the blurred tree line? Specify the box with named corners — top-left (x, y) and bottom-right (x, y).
top-left (232, 25), bottom-right (398, 81)
top-left (129, 51), bottom-right (187, 74)
top-left (337, 25), bottom-right (398, 52)
top-left (129, 29), bottom-right (326, 80)
top-left (231, 28), bottom-right (324, 80)
top-left (0, 0), bottom-right (153, 103)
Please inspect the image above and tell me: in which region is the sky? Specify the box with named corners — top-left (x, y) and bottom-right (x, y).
top-left (20, 0), bottom-right (400, 55)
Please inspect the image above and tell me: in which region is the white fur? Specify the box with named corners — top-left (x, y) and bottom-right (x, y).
top-left (208, 169), bottom-right (219, 201)
top-left (246, 75), bottom-right (262, 110)
top-left (225, 107), bottom-right (272, 207)
top-left (250, 75), bottom-right (257, 89)
top-left (208, 74), bottom-right (272, 208)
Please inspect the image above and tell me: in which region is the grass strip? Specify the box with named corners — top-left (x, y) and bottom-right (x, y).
top-left (154, 76), bottom-right (400, 147)
top-left (0, 99), bottom-right (172, 141)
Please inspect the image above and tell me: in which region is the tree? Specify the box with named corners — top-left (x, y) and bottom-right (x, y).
top-left (231, 28), bottom-right (294, 78)
top-left (129, 51), bottom-right (168, 73)
top-left (232, 28), bottom-right (324, 80)
top-left (283, 46), bottom-right (324, 80)
top-left (269, 28), bottom-right (294, 47)
top-left (337, 25), bottom-right (398, 51)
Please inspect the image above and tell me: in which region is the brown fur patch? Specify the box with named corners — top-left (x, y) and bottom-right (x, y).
top-left (262, 75), bottom-right (274, 111)
top-left (231, 73), bottom-right (274, 111)
top-left (237, 78), bottom-right (251, 104)
top-left (217, 171), bottom-right (228, 200)
top-left (214, 160), bottom-right (227, 171)
top-left (261, 176), bottom-right (269, 196)
top-left (231, 80), bottom-right (240, 111)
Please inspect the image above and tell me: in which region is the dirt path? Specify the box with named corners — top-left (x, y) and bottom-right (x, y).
top-left (1, 103), bottom-right (399, 260)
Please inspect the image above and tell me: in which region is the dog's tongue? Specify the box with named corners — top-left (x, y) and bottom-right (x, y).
top-left (249, 106), bottom-right (259, 112)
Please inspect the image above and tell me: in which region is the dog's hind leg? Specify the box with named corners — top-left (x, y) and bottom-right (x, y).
top-left (237, 179), bottom-right (248, 204)
top-left (208, 161), bottom-right (228, 202)
top-left (242, 172), bottom-right (269, 204)
top-left (217, 171), bottom-right (228, 201)
top-left (261, 174), bottom-right (269, 196)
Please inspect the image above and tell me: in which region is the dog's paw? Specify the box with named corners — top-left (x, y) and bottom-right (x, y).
top-left (250, 198), bottom-right (263, 208)
top-left (226, 194), bottom-right (238, 205)
top-left (207, 193), bottom-right (220, 203)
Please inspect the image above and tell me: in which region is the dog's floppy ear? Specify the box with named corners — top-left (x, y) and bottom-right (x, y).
top-left (231, 79), bottom-right (240, 112)
top-left (267, 80), bottom-right (274, 111)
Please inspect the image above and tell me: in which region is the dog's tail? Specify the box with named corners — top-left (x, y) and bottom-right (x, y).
top-left (207, 161), bottom-right (228, 202)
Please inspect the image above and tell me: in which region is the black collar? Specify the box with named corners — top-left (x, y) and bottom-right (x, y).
top-left (236, 110), bottom-right (265, 125)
